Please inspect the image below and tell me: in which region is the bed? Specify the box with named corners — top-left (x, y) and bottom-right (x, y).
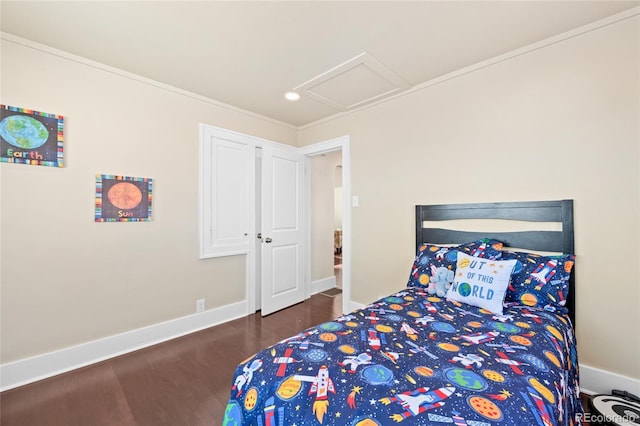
top-left (223, 200), bottom-right (582, 425)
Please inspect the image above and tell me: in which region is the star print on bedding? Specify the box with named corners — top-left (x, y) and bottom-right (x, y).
top-left (223, 287), bottom-right (583, 425)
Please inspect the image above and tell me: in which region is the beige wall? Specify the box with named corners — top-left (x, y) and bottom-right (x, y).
top-left (300, 17), bottom-right (640, 380)
top-left (0, 38), bottom-right (297, 363)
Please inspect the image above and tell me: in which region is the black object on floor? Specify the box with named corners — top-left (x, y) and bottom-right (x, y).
top-left (588, 390), bottom-right (640, 425)
top-left (320, 288), bottom-right (342, 297)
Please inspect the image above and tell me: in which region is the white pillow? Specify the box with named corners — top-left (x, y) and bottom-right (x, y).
top-left (446, 252), bottom-right (517, 314)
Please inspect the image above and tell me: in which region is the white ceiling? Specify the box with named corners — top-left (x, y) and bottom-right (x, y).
top-left (1, 1), bottom-right (638, 127)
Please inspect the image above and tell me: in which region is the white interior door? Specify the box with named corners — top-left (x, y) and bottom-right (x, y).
top-left (260, 144), bottom-right (306, 316)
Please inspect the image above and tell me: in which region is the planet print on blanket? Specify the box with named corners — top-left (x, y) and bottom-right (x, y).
top-left (522, 354), bottom-right (549, 372)
top-left (546, 325), bottom-right (564, 341)
top-left (528, 377), bottom-right (555, 403)
top-left (510, 335), bottom-right (532, 346)
top-left (489, 321), bottom-right (521, 334)
top-left (338, 344), bottom-right (356, 355)
top-left (319, 332), bottom-right (338, 342)
top-left (319, 322), bottom-right (343, 332)
top-left (222, 401), bottom-right (243, 426)
top-left (467, 395), bottom-right (504, 421)
top-left (544, 350), bottom-right (561, 368)
top-left (482, 369), bottom-right (505, 382)
top-left (384, 314), bottom-right (403, 322)
top-left (445, 368), bottom-right (488, 391)
top-left (438, 342), bottom-right (460, 352)
top-left (243, 387), bottom-right (258, 411)
top-left (360, 365), bottom-right (394, 385)
top-left (520, 292), bottom-right (538, 306)
top-left (375, 324), bottom-right (393, 333)
top-left (414, 366), bottom-right (434, 377)
top-left (431, 321), bottom-right (456, 333)
top-left (276, 376), bottom-right (302, 400)
top-left (352, 418), bottom-right (382, 426)
top-left (304, 348), bottom-right (328, 362)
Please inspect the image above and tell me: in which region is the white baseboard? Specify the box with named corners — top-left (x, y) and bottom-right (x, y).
top-left (579, 364), bottom-right (640, 395)
top-left (0, 300), bottom-right (248, 391)
top-left (350, 301), bottom-right (366, 312)
top-left (310, 276), bottom-right (336, 295)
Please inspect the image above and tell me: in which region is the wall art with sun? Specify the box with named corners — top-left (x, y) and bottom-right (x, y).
top-left (95, 174), bottom-right (152, 222)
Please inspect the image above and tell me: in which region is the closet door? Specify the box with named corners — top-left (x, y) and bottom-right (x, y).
top-left (199, 126), bottom-right (252, 258)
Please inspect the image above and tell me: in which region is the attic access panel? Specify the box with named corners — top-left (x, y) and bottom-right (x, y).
top-left (294, 52), bottom-right (411, 110)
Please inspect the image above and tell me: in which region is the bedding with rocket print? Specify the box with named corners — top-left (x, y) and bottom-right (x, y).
top-left (223, 287), bottom-right (582, 425)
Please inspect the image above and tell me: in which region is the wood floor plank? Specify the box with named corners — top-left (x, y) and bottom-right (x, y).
top-left (1, 361), bottom-right (136, 426)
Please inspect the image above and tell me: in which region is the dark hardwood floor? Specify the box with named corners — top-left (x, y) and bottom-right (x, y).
top-left (0, 294), bottom-right (343, 426)
top-left (1, 293), bottom-right (592, 425)
top-left (580, 393), bottom-right (593, 426)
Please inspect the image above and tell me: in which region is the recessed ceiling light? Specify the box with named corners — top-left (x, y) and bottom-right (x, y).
top-left (284, 91), bottom-right (300, 101)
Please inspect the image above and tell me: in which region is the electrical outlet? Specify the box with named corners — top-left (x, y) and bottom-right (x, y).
top-left (196, 298), bottom-right (205, 313)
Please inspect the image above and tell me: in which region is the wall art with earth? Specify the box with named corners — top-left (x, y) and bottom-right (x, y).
top-left (0, 104), bottom-right (64, 167)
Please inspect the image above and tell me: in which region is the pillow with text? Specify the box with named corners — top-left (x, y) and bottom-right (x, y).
top-left (446, 252), bottom-right (517, 314)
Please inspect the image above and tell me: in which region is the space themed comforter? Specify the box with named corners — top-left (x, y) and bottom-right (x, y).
top-left (223, 287), bottom-right (583, 425)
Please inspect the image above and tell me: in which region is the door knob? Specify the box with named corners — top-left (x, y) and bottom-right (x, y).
top-left (264, 237), bottom-right (272, 243)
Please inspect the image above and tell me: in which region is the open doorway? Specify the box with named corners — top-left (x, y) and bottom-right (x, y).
top-left (309, 151), bottom-right (342, 297)
top-left (302, 135), bottom-right (351, 314)
top-left (334, 165), bottom-right (343, 289)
